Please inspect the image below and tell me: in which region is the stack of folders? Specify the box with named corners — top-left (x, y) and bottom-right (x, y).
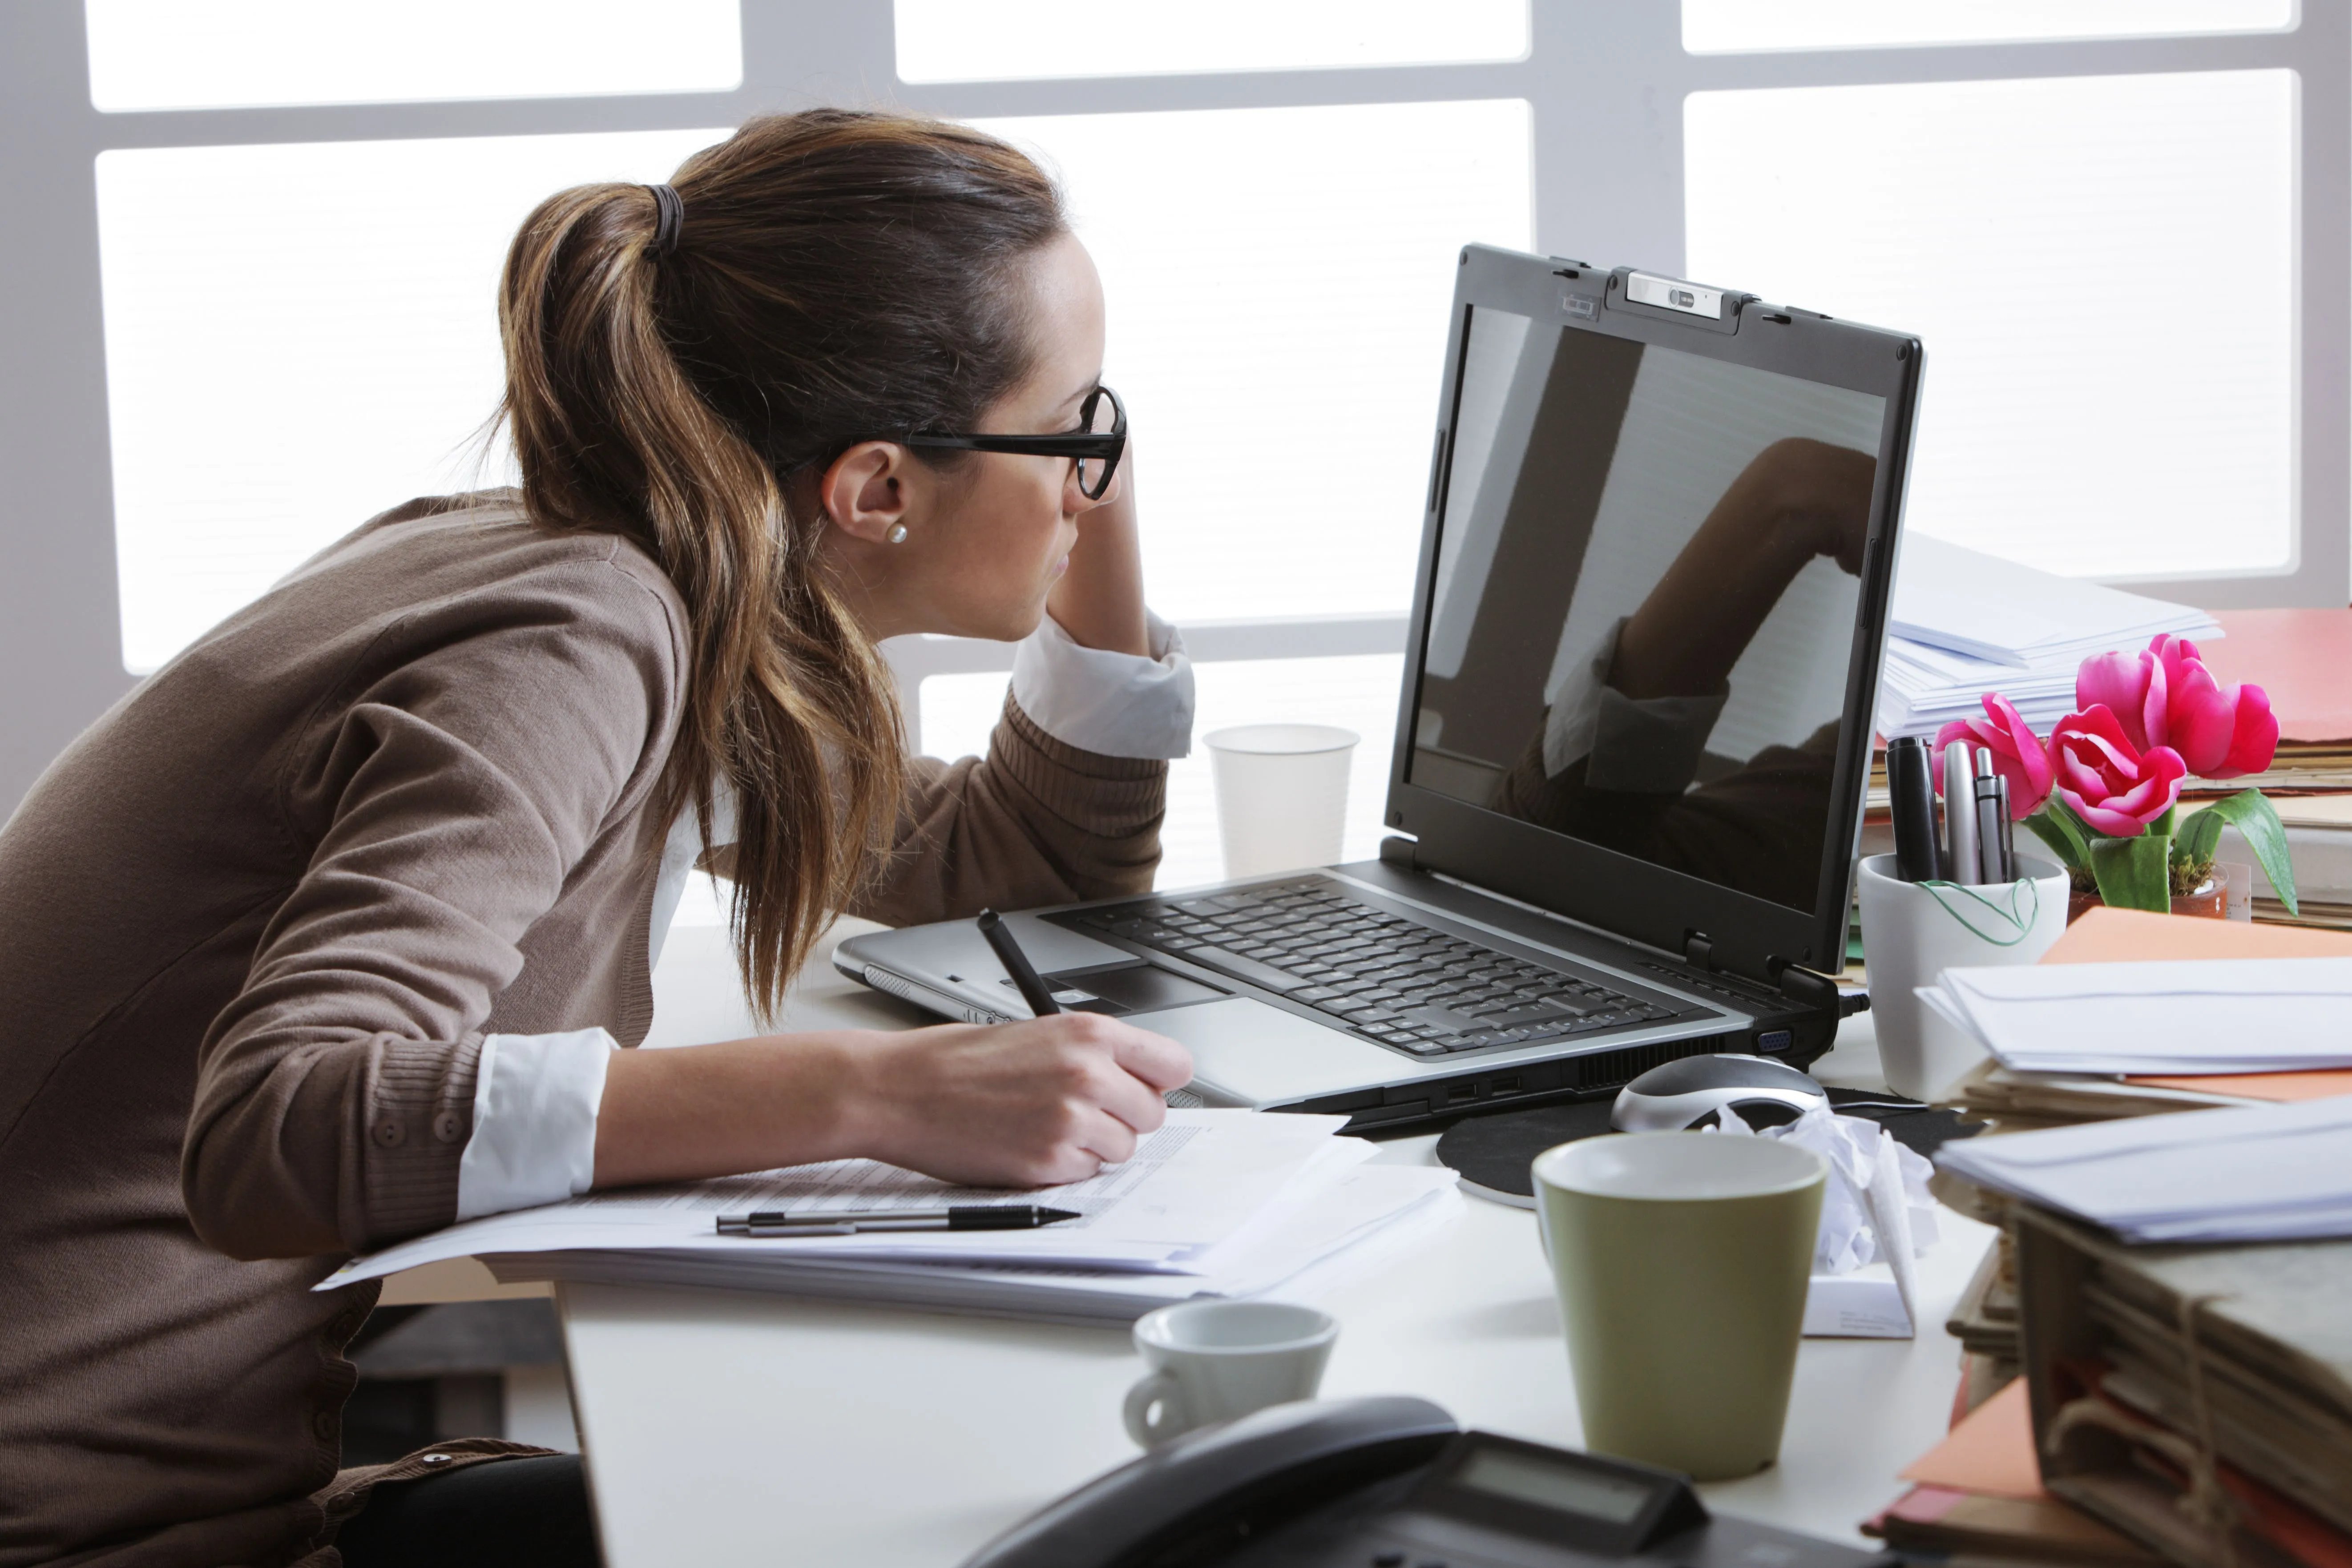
top-left (1934, 1095), bottom-right (2352, 1244)
top-left (1865, 1380), bottom-right (2164, 1568)
top-left (1877, 534), bottom-right (2219, 740)
top-left (1932, 909), bottom-right (2352, 1131)
top-left (1945, 1241), bottom-right (2023, 1399)
top-left (2010, 1204), bottom-right (2352, 1568)
top-left (322, 1111), bottom-right (1461, 1325)
top-left (1918, 958), bottom-right (2352, 1076)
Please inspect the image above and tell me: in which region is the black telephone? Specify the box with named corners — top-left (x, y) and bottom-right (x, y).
top-left (958, 1398), bottom-right (1897, 1568)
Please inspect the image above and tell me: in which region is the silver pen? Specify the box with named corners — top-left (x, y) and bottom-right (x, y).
top-left (1943, 740), bottom-right (1979, 886)
top-left (1971, 750), bottom-right (2005, 884)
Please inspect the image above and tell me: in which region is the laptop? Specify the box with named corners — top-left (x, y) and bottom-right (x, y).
top-left (838, 243), bottom-right (1924, 1132)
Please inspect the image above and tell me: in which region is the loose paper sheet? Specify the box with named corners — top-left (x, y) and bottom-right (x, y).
top-left (323, 1109), bottom-right (1347, 1289)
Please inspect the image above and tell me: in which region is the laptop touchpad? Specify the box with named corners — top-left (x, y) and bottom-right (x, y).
top-left (1042, 962), bottom-right (1228, 1015)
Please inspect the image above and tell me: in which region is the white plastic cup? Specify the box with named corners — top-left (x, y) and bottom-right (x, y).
top-left (1202, 724), bottom-right (1358, 879)
top-left (1855, 853), bottom-right (2069, 1100)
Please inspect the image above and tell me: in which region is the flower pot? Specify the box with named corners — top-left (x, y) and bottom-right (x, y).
top-left (2065, 878), bottom-right (2225, 924)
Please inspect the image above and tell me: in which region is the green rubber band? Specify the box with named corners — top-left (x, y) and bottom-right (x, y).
top-left (1914, 875), bottom-right (2042, 947)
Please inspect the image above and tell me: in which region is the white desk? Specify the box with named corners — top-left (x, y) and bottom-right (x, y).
top-left (559, 921), bottom-right (1989, 1567)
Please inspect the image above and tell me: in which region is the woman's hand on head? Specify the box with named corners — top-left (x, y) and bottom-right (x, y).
top-left (844, 1012), bottom-right (1194, 1188)
top-left (1044, 441), bottom-right (1151, 658)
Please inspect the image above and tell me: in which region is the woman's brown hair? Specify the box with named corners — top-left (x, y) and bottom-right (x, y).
top-left (498, 109), bottom-right (1066, 1012)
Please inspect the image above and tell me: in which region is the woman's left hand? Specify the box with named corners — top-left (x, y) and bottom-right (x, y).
top-left (1045, 446), bottom-right (1152, 657)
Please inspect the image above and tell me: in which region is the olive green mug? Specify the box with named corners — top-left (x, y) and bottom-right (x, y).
top-left (1533, 1133), bottom-right (1826, 1480)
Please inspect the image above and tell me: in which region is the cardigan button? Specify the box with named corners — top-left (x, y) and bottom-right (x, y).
top-left (421, 1452), bottom-right (454, 1466)
top-left (372, 1117), bottom-right (406, 1148)
top-left (432, 1110), bottom-right (464, 1144)
top-left (313, 1410), bottom-right (336, 1440)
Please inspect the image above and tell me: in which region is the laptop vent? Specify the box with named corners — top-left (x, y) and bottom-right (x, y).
top-left (859, 965), bottom-right (1005, 1027)
top-left (1569, 1035), bottom-right (1721, 1092)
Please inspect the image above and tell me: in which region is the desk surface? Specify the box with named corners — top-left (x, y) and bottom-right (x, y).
top-left (561, 919), bottom-right (1986, 1568)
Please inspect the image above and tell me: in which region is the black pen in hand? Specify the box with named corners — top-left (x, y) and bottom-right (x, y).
top-left (977, 908), bottom-right (1061, 1016)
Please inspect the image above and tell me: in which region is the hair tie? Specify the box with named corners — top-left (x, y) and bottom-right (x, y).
top-left (646, 183), bottom-right (685, 256)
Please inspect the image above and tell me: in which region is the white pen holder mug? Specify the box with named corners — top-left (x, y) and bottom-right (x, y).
top-left (1122, 1301), bottom-right (1338, 1449)
top-left (1856, 853), bottom-right (2069, 1100)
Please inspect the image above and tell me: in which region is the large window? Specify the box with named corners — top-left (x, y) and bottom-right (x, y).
top-left (19, 0), bottom-right (2346, 875)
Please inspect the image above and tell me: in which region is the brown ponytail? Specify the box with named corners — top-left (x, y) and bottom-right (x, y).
top-left (497, 109), bottom-right (1065, 1013)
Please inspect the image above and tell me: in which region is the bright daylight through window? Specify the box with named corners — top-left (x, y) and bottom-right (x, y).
top-left (1685, 69), bottom-right (2296, 581)
top-left (1682, 0), bottom-right (2292, 53)
top-left (85, 0), bottom-right (742, 111)
top-left (894, 0), bottom-right (1527, 82)
top-left (96, 129), bottom-right (727, 673)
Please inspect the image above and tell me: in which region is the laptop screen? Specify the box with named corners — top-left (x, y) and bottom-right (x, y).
top-left (1408, 306), bottom-right (1887, 918)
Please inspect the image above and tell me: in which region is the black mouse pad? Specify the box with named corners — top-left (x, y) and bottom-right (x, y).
top-left (1435, 1091), bottom-right (1984, 1208)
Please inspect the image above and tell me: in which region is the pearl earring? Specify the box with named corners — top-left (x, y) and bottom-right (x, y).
top-left (886, 524), bottom-right (908, 544)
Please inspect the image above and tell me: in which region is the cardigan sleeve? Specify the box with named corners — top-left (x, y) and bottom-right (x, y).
top-left (846, 693), bottom-right (1173, 929)
top-left (180, 558), bottom-right (679, 1260)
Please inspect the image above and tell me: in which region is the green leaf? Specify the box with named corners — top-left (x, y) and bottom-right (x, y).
top-left (2022, 810), bottom-right (2089, 875)
top-left (2089, 830), bottom-right (2174, 913)
top-left (2203, 790), bottom-right (2299, 918)
top-left (2174, 804), bottom-right (2226, 868)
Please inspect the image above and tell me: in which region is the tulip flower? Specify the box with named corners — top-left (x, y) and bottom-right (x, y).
top-left (1932, 692), bottom-right (2052, 818)
top-left (2048, 705), bottom-right (2187, 837)
top-left (2075, 635), bottom-right (2278, 780)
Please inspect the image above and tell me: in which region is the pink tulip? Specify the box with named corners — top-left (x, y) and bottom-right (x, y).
top-left (1932, 693), bottom-right (2052, 818)
top-left (2072, 634), bottom-right (2279, 779)
top-left (2049, 705), bottom-right (2187, 837)
top-left (2215, 682), bottom-right (2279, 778)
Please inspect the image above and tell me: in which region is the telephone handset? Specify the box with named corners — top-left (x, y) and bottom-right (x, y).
top-left (959, 1397), bottom-right (1898, 1568)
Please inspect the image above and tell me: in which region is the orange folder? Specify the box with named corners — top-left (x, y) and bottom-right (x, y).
top-left (1902, 1377), bottom-right (2045, 1499)
top-left (2203, 608), bottom-right (2352, 744)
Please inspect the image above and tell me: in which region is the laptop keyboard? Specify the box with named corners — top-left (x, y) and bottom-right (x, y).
top-left (1060, 879), bottom-right (1681, 1057)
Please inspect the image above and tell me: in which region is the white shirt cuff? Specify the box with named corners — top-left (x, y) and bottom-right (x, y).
top-left (454, 1027), bottom-right (614, 1221)
top-left (1541, 617), bottom-right (1726, 788)
top-left (1009, 609), bottom-right (1194, 760)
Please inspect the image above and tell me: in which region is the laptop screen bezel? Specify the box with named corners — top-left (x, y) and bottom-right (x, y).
top-left (1382, 245), bottom-right (1924, 985)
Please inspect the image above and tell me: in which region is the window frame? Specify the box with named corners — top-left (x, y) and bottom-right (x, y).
top-left (0, 1), bottom-right (2340, 810)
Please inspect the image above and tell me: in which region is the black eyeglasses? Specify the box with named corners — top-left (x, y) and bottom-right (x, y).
top-left (904, 384), bottom-right (1127, 500)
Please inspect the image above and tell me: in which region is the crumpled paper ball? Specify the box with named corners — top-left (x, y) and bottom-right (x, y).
top-left (1708, 1102), bottom-right (1940, 1275)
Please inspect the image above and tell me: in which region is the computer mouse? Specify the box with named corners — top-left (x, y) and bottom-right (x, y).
top-left (1610, 1053), bottom-right (1829, 1133)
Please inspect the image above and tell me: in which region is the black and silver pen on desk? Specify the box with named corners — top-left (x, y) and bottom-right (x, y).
top-left (977, 907), bottom-right (1061, 1016)
top-left (1971, 749), bottom-right (2009, 884)
top-left (716, 1205), bottom-right (1081, 1237)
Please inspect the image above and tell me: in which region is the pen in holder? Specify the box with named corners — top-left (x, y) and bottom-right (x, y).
top-left (1855, 854), bottom-right (2068, 1100)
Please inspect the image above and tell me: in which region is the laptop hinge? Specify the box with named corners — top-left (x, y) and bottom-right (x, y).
top-left (1769, 958), bottom-right (1841, 1017)
top-left (1682, 931), bottom-right (1714, 971)
top-left (1378, 835), bottom-right (1418, 869)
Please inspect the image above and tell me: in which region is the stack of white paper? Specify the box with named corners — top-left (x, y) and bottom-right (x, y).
top-left (1878, 535), bottom-right (2219, 738)
top-left (321, 1111), bottom-right (1460, 1323)
top-left (1916, 958), bottom-right (2352, 1074)
top-left (1935, 1096), bottom-right (2352, 1242)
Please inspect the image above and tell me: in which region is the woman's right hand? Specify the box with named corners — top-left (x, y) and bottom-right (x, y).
top-left (843, 1012), bottom-right (1194, 1188)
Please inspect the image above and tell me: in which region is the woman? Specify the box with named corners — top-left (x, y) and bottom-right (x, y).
top-left (0, 110), bottom-right (1193, 1566)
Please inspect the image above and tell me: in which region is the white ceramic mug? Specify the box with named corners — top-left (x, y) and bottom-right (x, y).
top-left (1855, 852), bottom-right (2069, 1100)
top-left (1202, 725), bottom-right (1358, 879)
top-left (1121, 1300), bottom-right (1338, 1449)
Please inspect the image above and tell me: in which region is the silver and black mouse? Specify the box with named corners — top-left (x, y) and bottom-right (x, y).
top-left (1610, 1053), bottom-right (1829, 1133)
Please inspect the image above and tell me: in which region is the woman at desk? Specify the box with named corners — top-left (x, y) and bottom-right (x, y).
top-left (0, 112), bottom-right (1193, 1567)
